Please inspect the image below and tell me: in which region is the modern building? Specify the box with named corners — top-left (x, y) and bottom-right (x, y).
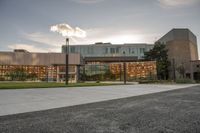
top-left (62, 42), bottom-right (156, 81)
top-left (62, 42), bottom-right (154, 59)
top-left (157, 28), bottom-right (199, 80)
top-left (1, 28), bottom-right (198, 82)
top-left (0, 49), bottom-right (157, 82)
top-left (0, 49), bottom-right (81, 83)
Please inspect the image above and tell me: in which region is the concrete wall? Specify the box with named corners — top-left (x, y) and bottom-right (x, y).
top-left (158, 28), bottom-right (199, 79)
top-left (159, 29), bottom-right (198, 46)
top-left (166, 40), bottom-right (192, 73)
top-left (0, 51), bottom-right (81, 66)
top-left (190, 60), bottom-right (200, 80)
top-left (191, 60), bottom-right (200, 72)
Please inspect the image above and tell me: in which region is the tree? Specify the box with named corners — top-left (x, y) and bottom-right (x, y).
top-left (176, 63), bottom-right (185, 78)
top-left (28, 73), bottom-right (38, 81)
top-left (8, 68), bottom-right (28, 81)
top-left (144, 42), bottom-right (170, 80)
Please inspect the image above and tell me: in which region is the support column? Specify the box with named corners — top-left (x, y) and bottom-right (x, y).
top-left (46, 66), bottom-right (48, 83)
top-left (123, 62), bottom-right (126, 84)
top-left (56, 66), bottom-right (60, 82)
top-left (74, 66), bottom-right (77, 83)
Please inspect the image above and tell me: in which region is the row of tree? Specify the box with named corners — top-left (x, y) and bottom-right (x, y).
top-left (5, 68), bottom-right (38, 81)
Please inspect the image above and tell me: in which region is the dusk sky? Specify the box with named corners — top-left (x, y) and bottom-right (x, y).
top-left (0, 0), bottom-right (200, 58)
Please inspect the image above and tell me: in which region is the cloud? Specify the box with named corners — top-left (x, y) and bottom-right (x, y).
top-left (13, 26), bottom-right (157, 53)
top-left (50, 23), bottom-right (86, 38)
top-left (74, 27), bottom-right (158, 44)
top-left (70, 0), bottom-right (106, 4)
top-left (158, 0), bottom-right (199, 7)
top-left (23, 31), bottom-right (86, 46)
top-left (9, 31), bottom-right (65, 53)
top-left (23, 32), bottom-right (64, 47)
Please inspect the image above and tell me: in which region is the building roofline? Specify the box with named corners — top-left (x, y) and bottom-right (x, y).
top-left (157, 28), bottom-right (196, 43)
top-left (62, 43), bottom-right (154, 47)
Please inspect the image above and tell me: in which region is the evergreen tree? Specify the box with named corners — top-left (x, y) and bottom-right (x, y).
top-left (144, 42), bottom-right (170, 80)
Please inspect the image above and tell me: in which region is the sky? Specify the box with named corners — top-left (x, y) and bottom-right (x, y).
top-left (0, 0), bottom-right (200, 58)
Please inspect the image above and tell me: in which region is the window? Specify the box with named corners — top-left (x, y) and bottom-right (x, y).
top-left (116, 47), bottom-right (120, 53)
top-left (105, 48), bottom-right (108, 54)
top-left (132, 48), bottom-right (135, 54)
top-left (69, 74), bottom-right (75, 81)
top-left (140, 48), bottom-right (145, 54)
top-left (129, 48), bottom-right (131, 54)
top-left (83, 47), bottom-right (87, 54)
top-left (87, 47), bottom-right (90, 54)
top-left (110, 48), bottom-right (115, 54)
top-left (70, 46), bottom-right (75, 53)
top-left (69, 66), bottom-right (76, 73)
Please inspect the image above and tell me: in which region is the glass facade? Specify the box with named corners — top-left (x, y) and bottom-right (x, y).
top-left (0, 65), bottom-right (77, 82)
top-left (79, 61), bottom-right (157, 81)
top-left (0, 65), bottom-right (49, 81)
top-left (62, 43), bottom-right (154, 59)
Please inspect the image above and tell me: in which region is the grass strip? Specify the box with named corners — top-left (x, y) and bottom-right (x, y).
top-left (0, 82), bottom-right (116, 89)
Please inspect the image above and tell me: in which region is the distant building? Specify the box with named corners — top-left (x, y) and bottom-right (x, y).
top-left (157, 28), bottom-right (199, 80)
top-left (62, 42), bottom-right (154, 59)
top-left (0, 49), bottom-right (81, 83)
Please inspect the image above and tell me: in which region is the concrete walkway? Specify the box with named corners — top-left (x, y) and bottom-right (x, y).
top-left (0, 84), bottom-right (197, 116)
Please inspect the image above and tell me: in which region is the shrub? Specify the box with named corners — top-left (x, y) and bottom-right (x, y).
top-left (96, 80), bottom-right (100, 83)
top-left (0, 77), bottom-right (5, 81)
top-left (176, 78), bottom-right (195, 84)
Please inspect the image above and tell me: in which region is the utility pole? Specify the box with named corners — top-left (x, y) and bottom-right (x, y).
top-left (123, 52), bottom-right (127, 85)
top-left (120, 63), bottom-right (122, 81)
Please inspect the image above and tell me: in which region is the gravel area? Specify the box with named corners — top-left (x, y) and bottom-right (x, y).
top-left (0, 85), bottom-right (200, 133)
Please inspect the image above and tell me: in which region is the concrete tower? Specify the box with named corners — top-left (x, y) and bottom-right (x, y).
top-left (158, 28), bottom-right (198, 79)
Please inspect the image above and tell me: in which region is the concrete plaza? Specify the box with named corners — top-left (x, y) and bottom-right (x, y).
top-left (0, 84), bottom-right (197, 116)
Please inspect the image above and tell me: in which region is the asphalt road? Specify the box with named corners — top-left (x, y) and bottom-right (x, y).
top-left (0, 85), bottom-right (200, 133)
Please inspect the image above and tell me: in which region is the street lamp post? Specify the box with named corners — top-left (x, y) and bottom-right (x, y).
top-left (65, 38), bottom-right (69, 85)
top-left (123, 62), bottom-right (126, 84)
top-left (51, 23), bottom-right (86, 84)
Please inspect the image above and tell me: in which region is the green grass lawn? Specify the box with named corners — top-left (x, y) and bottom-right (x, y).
top-left (0, 82), bottom-right (116, 89)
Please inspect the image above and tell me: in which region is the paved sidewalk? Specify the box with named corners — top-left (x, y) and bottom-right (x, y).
top-left (0, 84), bottom-right (197, 116)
